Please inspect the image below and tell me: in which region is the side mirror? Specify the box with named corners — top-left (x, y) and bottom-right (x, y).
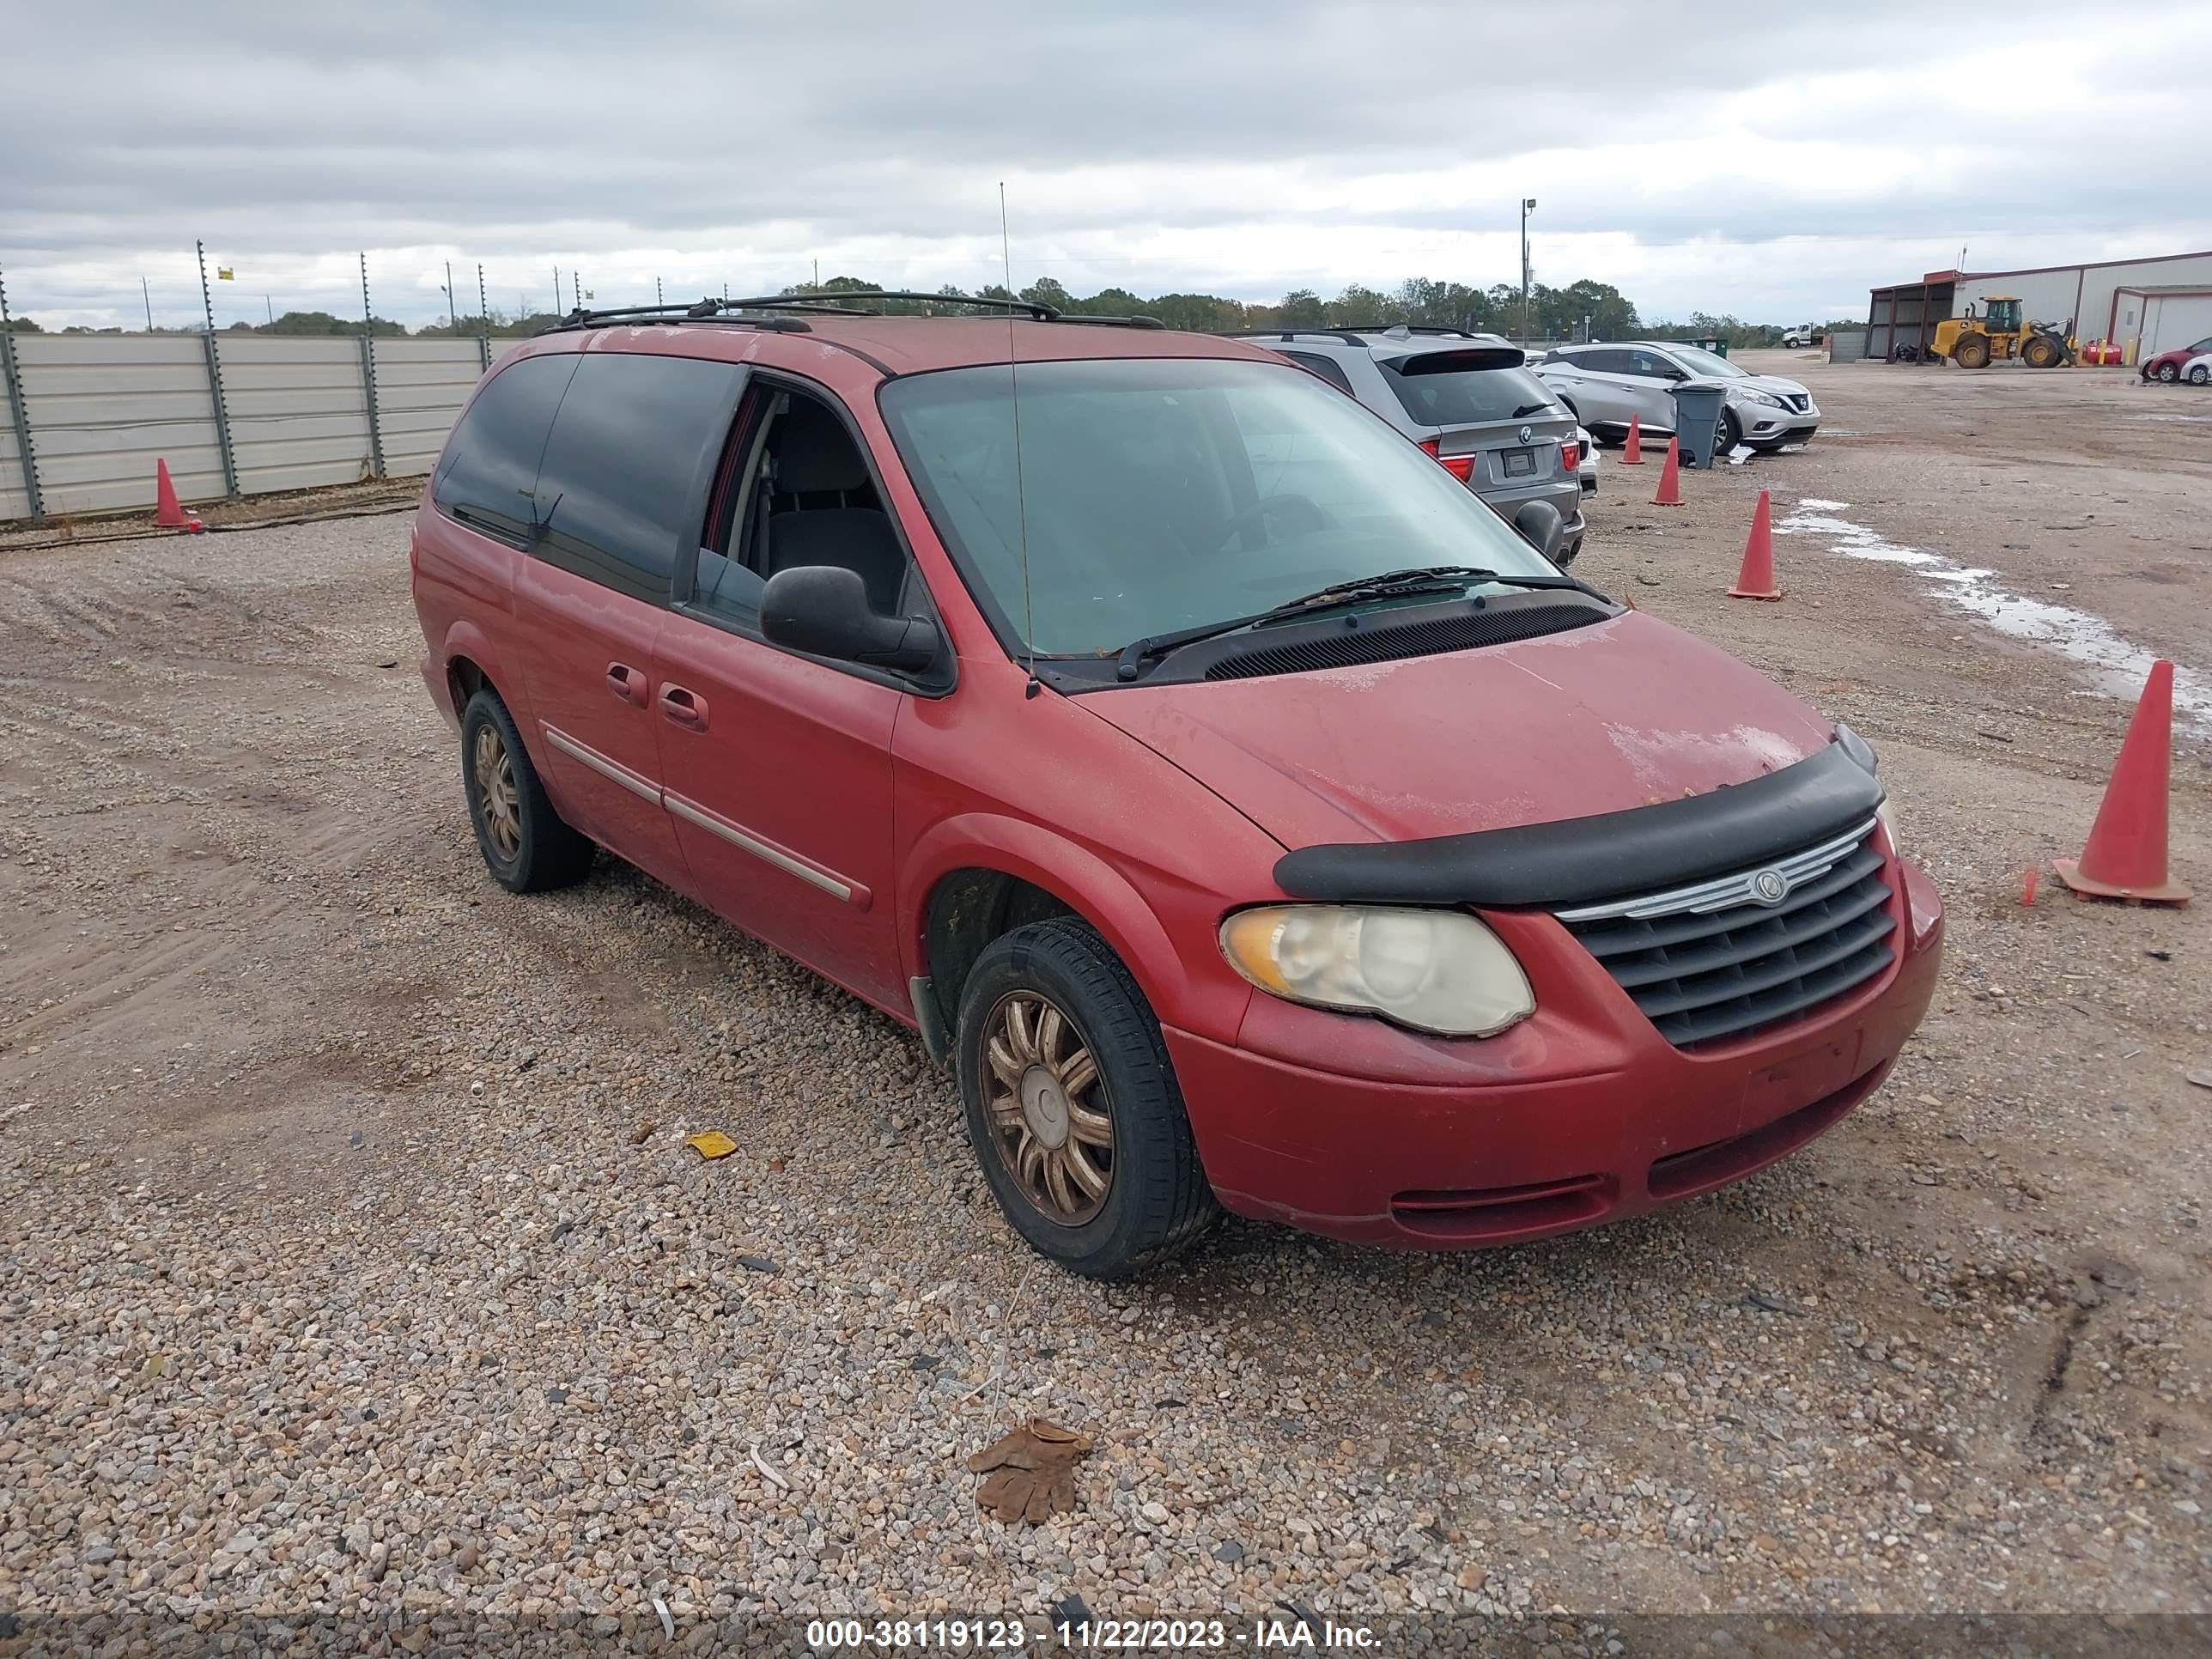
top-left (760, 565), bottom-right (940, 674)
top-left (1511, 499), bottom-right (1565, 564)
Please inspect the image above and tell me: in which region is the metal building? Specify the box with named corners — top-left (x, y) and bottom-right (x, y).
top-left (1863, 248), bottom-right (2212, 362)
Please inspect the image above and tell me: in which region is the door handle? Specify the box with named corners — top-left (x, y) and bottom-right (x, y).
top-left (659, 683), bottom-right (708, 731)
top-left (606, 663), bottom-right (649, 707)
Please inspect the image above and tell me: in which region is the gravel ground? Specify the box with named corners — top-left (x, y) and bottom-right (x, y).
top-left (1, 361), bottom-right (2208, 1652)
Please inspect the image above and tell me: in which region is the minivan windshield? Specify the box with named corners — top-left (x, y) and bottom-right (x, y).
top-left (878, 357), bottom-right (1559, 659)
top-left (1664, 344), bottom-right (1747, 379)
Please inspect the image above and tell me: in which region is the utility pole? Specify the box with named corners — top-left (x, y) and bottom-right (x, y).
top-left (656, 276), bottom-right (663, 308)
top-left (445, 259), bottom-right (457, 331)
top-left (1520, 198), bottom-right (1537, 344)
top-left (142, 276), bottom-right (154, 331)
top-left (553, 266), bottom-right (562, 315)
top-left (264, 295), bottom-right (273, 326)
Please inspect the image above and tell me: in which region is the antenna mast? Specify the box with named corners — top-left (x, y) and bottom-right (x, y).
top-left (1000, 183), bottom-right (1038, 698)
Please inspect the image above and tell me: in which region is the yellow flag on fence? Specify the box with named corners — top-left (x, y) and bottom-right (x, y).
top-left (216, 267), bottom-right (234, 281)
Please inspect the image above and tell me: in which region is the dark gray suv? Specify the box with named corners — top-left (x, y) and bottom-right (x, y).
top-left (1230, 325), bottom-right (1586, 565)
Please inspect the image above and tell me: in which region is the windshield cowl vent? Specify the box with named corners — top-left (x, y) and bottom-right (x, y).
top-left (1200, 596), bottom-right (1614, 683)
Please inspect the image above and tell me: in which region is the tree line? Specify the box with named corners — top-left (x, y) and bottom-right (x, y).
top-left (6, 277), bottom-right (1848, 347)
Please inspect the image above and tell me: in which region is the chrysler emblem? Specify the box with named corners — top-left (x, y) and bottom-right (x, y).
top-left (1519, 425), bottom-right (1534, 445)
top-left (1751, 869), bottom-right (1790, 905)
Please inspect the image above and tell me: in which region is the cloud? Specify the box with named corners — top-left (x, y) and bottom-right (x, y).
top-left (3, 0), bottom-right (2206, 327)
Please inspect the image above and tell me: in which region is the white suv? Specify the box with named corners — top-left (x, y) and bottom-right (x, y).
top-left (1533, 342), bottom-right (1820, 453)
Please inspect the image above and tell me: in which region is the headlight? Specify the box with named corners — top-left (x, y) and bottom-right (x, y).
top-left (1736, 387), bottom-right (1785, 407)
top-left (1218, 905), bottom-right (1534, 1037)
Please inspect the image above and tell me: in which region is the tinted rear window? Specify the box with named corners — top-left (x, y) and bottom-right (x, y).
top-left (1380, 354), bottom-right (1559, 428)
top-left (529, 353), bottom-right (744, 604)
top-left (433, 354), bottom-right (579, 541)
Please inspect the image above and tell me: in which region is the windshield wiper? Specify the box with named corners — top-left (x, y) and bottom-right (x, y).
top-left (1510, 403), bottom-right (1553, 419)
top-left (1111, 565), bottom-right (1584, 682)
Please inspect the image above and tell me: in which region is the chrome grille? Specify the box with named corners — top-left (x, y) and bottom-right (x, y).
top-left (1555, 819), bottom-right (1893, 1047)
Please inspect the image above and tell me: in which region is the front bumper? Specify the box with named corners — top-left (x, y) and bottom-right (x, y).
top-left (1165, 855), bottom-right (1942, 1249)
top-left (1737, 398), bottom-right (1820, 446)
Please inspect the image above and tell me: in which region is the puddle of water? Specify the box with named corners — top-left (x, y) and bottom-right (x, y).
top-left (1774, 497), bottom-right (2212, 737)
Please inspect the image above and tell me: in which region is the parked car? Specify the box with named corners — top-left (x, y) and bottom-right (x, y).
top-left (1233, 325), bottom-right (1586, 565)
top-left (411, 292), bottom-right (1942, 1279)
top-left (1575, 424), bottom-right (1598, 495)
top-left (2140, 336), bottom-right (2212, 383)
top-left (1534, 341), bottom-right (1821, 452)
top-left (1781, 325), bottom-right (1818, 349)
top-left (2185, 353), bottom-right (2212, 386)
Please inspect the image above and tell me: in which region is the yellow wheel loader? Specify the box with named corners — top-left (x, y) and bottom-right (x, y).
top-left (1931, 297), bottom-right (2076, 369)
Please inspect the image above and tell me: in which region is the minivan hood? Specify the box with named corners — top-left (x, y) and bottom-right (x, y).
top-left (1080, 610), bottom-right (1838, 853)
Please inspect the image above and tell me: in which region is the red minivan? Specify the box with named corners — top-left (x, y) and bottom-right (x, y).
top-left (410, 293), bottom-right (1943, 1278)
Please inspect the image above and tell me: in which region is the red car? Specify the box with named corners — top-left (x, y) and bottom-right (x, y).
top-left (410, 293), bottom-right (1943, 1278)
top-left (2142, 336), bottom-right (2212, 382)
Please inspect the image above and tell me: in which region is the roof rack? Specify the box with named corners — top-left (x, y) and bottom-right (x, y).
top-left (537, 290), bottom-right (1167, 336)
top-left (1224, 325), bottom-right (1493, 346)
top-left (535, 301), bottom-right (817, 336)
top-left (1221, 328), bottom-right (1376, 346)
top-left (1334, 322), bottom-right (1489, 339)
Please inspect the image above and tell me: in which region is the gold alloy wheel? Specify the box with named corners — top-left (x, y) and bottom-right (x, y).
top-left (472, 724), bottom-right (522, 860)
top-left (982, 990), bottom-right (1115, 1224)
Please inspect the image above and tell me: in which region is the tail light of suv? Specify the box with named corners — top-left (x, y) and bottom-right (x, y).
top-left (1418, 437), bottom-right (1475, 483)
top-left (1559, 439), bottom-right (1581, 473)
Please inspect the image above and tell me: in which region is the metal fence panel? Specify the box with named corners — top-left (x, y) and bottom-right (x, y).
top-left (1827, 328), bottom-right (1867, 364)
top-left (0, 356), bottom-right (26, 521)
top-left (372, 339), bottom-right (489, 478)
top-left (11, 334), bottom-right (224, 515)
top-left (218, 336), bottom-right (374, 495)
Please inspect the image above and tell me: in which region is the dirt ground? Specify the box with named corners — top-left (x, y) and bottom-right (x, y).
top-left (1, 356), bottom-right (2208, 1647)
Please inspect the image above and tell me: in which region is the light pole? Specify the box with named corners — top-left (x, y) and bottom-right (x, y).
top-left (1520, 198), bottom-right (1537, 343)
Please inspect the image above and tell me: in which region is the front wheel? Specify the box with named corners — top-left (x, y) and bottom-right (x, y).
top-left (1715, 408), bottom-right (1742, 457)
top-left (2191, 365), bottom-right (2211, 386)
top-left (955, 919), bottom-right (1218, 1278)
top-left (2155, 362), bottom-right (2179, 383)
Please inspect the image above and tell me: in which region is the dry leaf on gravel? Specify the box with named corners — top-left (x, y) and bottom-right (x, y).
top-left (967, 1419), bottom-right (1093, 1524)
top-left (684, 1130), bottom-right (737, 1160)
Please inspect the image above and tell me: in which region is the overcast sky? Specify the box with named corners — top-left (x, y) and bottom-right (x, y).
top-left (4, 0), bottom-right (2208, 331)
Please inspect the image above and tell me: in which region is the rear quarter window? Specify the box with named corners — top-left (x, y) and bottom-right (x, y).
top-left (1380, 353), bottom-right (1559, 427)
top-left (432, 354), bottom-right (580, 542)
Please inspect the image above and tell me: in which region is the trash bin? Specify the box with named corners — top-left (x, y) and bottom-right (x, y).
top-left (1671, 380), bottom-right (1731, 468)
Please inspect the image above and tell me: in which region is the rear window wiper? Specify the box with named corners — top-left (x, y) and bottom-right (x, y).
top-left (1110, 566), bottom-right (1584, 682)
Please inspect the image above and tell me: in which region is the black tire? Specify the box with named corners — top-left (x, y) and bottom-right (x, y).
top-left (459, 688), bottom-right (595, 893)
top-left (2021, 336), bottom-right (2060, 369)
top-left (955, 918), bottom-right (1218, 1278)
top-left (2191, 365), bottom-right (2211, 387)
top-left (1953, 334), bottom-right (1991, 369)
top-left (1716, 408), bottom-right (1741, 456)
top-left (2155, 362), bottom-right (2179, 383)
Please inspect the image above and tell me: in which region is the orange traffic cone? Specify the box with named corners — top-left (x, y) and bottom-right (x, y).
top-left (1650, 438), bottom-right (1682, 507)
top-left (1728, 489), bottom-right (1781, 599)
top-left (2054, 659), bottom-right (2191, 904)
top-left (154, 459), bottom-right (203, 533)
top-left (1620, 416), bottom-right (1644, 464)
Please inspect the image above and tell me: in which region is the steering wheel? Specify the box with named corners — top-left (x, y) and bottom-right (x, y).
top-left (1213, 493), bottom-right (1329, 554)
